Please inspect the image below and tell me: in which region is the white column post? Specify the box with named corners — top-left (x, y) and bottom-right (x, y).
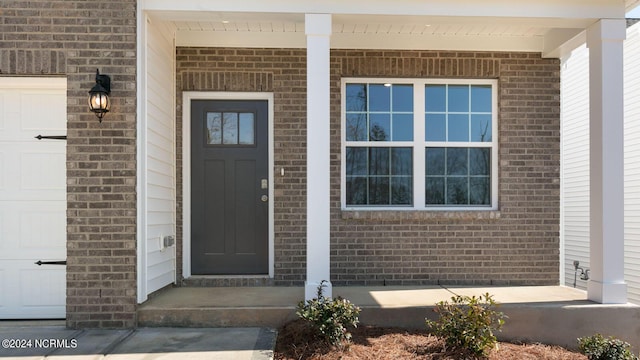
top-left (586, 19), bottom-right (627, 304)
top-left (305, 13), bottom-right (332, 300)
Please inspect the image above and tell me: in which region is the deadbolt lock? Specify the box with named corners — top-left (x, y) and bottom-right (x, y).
top-left (261, 195), bottom-right (269, 202)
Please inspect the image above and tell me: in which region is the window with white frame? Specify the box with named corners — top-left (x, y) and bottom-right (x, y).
top-left (342, 78), bottom-right (498, 210)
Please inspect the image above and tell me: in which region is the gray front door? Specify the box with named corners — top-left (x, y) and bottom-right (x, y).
top-left (191, 100), bottom-right (268, 274)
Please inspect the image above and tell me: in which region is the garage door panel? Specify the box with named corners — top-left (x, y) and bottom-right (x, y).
top-left (20, 93), bottom-right (66, 132)
top-left (0, 202), bottom-right (65, 255)
top-left (20, 152), bottom-right (66, 191)
top-left (0, 262), bottom-right (65, 319)
top-left (0, 144), bottom-right (66, 201)
top-left (0, 77), bottom-right (66, 319)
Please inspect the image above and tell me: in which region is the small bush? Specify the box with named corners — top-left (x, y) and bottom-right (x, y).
top-left (296, 280), bottom-right (361, 347)
top-left (426, 292), bottom-right (506, 357)
top-left (578, 334), bottom-right (639, 360)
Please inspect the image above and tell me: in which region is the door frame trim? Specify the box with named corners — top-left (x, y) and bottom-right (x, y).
top-left (182, 92), bottom-right (275, 279)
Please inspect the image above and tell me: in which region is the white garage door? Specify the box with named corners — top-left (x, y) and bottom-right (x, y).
top-left (0, 77), bottom-right (67, 319)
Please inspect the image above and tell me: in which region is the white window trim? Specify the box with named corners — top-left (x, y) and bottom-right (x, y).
top-left (341, 77), bottom-right (499, 211)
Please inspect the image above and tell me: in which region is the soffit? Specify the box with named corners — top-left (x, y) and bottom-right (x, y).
top-left (145, 0), bottom-right (632, 57)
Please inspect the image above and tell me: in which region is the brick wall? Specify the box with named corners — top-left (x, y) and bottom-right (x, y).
top-left (1, 1), bottom-right (137, 328)
top-left (176, 48), bottom-right (560, 286)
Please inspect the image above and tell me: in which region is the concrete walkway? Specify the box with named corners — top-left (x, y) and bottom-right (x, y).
top-left (0, 323), bottom-right (275, 359)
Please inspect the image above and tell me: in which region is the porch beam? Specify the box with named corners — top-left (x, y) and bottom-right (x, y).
top-left (305, 13), bottom-right (332, 300)
top-left (586, 18), bottom-right (627, 304)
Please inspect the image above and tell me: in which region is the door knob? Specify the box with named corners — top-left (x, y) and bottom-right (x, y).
top-left (261, 195), bottom-right (268, 202)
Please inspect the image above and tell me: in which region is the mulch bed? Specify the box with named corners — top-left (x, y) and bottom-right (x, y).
top-left (274, 319), bottom-right (588, 360)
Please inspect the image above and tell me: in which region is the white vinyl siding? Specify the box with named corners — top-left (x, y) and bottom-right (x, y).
top-left (141, 16), bottom-right (177, 300)
top-left (624, 22), bottom-right (640, 305)
top-left (560, 44), bottom-right (590, 290)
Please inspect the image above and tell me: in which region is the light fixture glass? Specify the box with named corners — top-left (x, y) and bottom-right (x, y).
top-left (88, 69), bottom-right (111, 122)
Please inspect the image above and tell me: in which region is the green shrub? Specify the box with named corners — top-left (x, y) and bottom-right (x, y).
top-left (296, 280), bottom-right (361, 347)
top-left (578, 334), bottom-right (639, 360)
top-left (426, 292), bottom-right (506, 357)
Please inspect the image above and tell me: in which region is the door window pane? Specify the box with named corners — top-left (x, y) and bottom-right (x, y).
top-left (206, 112), bottom-right (222, 144)
top-left (239, 113), bottom-right (255, 145)
top-left (206, 111), bottom-right (255, 146)
top-left (222, 113), bottom-right (238, 144)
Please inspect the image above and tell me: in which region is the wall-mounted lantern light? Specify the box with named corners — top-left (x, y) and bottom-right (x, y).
top-left (88, 69), bottom-right (111, 123)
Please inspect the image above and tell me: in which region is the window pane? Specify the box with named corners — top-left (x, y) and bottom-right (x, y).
top-left (425, 85), bottom-right (446, 112)
top-left (223, 112), bottom-right (238, 144)
top-left (426, 177), bottom-right (445, 204)
top-left (425, 114), bottom-right (446, 141)
top-left (471, 85), bottom-right (492, 112)
top-left (447, 177), bottom-right (468, 204)
top-left (392, 114), bottom-right (413, 141)
top-left (447, 148), bottom-right (468, 175)
top-left (369, 177), bottom-right (390, 205)
top-left (206, 112), bottom-right (222, 144)
top-left (470, 177), bottom-right (490, 205)
top-left (369, 148), bottom-right (389, 175)
top-left (346, 147), bottom-right (367, 175)
top-left (425, 147), bottom-right (445, 175)
top-left (238, 113), bottom-right (255, 144)
top-left (469, 148), bottom-right (490, 175)
top-left (369, 84), bottom-right (390, 111)
top-left (346, 177), bottom-right (367, 205)
top-left (471, 114), bottom-right (492, 142)
top-left (448, 85), bottom-right (469, 112)
top-left (448, 114), bottom-right (469, 142)
top-left (391, 148), bottom-right (412, 175)
top-left (346, 84), bottom-right (367, 111)
top-left (391, 177), bottom-right (412, 205)
top-left (392, 84), bottom-right (413, 112)
top-left (346, 113), bottom-right (368, 141)
top-left (369, 114), bottom-right (391, 141)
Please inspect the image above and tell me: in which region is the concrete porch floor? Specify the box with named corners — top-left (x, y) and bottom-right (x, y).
top-left (137, 285), bottom-right (640, 351)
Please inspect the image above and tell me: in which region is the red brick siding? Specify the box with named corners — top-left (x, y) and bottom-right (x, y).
top-left (1, 1), bottom-right (137, 328)
top-left (176, 48), bottom-right (560, 286)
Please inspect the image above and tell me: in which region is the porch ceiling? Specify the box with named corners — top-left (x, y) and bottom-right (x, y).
top-left (146, 0), bottom-right (636, 58)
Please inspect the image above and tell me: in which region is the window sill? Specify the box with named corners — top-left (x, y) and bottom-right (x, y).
top-left (340, 209), bottom-right (501, 221)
